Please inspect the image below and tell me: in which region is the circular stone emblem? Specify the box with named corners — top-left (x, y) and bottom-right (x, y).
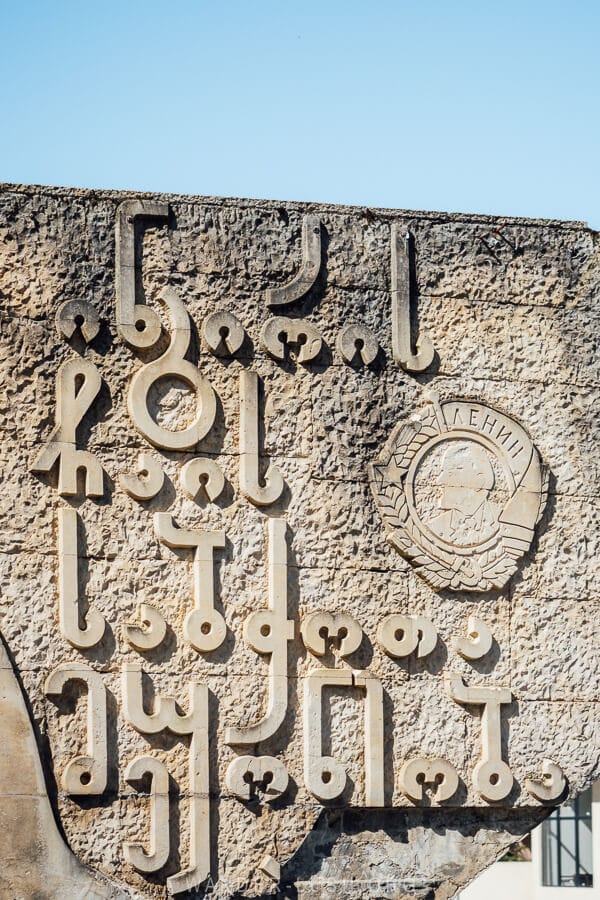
top-left (369, 393), bottom-right (548, 591)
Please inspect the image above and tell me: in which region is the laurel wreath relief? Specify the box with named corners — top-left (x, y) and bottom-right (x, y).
top-left (369, 400), bottom-right (548, 592)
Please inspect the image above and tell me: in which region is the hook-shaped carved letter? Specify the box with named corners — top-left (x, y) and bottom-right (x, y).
top-left (127, 289), bottom-right (216, 450)
top-left (124, 755), bottom-right (170, 873)
top-left (447, 674), bottom-right (513, 802)
top-left (56, 508), bottom-right (106, 649)
top-left (391, 226), bottom-right (434, 372)
top-left (239, 370), bottom-right (284, 506)
top-left (115, 199), bottom-right (169, 349)
top-left (266, 215), bottom-right (322, 308)
top-left (119, 452), bottom-right (165, 501)
top-left (452, 616), bottom-right (493, 661)
top-left (121, 666), bottom-right (211, 893)
top-left (225, 519), bottom-right (293, 746)
top-left (44, 663), bottom-right (107, 795)
top-left (31, 358), bottom-right (104, 498)
top-left (123, 603), bottom-right (167, 652)
top-left (155, 513), bottom-right (226, 653)
top-left (525, 759), bottom-right (567, 803)
top-left (304, 668), bottom-right (384, 806)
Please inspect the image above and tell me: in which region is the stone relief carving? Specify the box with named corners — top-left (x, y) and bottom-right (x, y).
top-left (128, 288), bottom-right (217, 450)
top-left (3, 187), bottom-right (596, 899)
top-left (370, 392), bottom-right (548, 591)
top-left (31, 357), bottom-right (104, 498)
top-left (115, 199), bottom-right (169, 349)
top-left (266, 214), bottom-right (322, 307)
top-left (44, 662), bottom-right (108, 795)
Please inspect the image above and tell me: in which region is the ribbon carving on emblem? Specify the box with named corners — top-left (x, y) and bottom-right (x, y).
top-left (369, 392), bottom-right (548, 591)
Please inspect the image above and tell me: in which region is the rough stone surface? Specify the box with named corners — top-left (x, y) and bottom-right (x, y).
top-left (0, 183), bottom-right (599, 898)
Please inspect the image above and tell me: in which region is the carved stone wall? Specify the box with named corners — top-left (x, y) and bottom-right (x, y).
top-left (0, 183), bottom-right (599, 898)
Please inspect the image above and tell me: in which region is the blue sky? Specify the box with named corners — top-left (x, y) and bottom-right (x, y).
top-left (1, 1), bottom-right (598, 226)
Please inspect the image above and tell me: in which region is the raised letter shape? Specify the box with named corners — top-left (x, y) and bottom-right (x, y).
top-left (56, 299), bottom-right (100, 343)
top-left (266, 215), bottom-right (321, 308)
top-left (447, 674), bottom-right (513, 802)
top-left (155, 513), bottom-right (226, 653)
top-left (226, 755), bottom-right (289, 802)
top-left (123, 603), bottom-right (167, 652)
top-left (121, 666), bottom-right (210, 893)
top-left (301, 611), bottom-right (362, 658)
top-left (260, 316), bottom-right (323, 364)
top-left (31, 357), bottom-right (103, 498)
top-left (336, 324), bottom-right (379, 366)
top-left (525, 759), bottom-right (567, 803)
top-left (452, 616), bottom-right (493, 661)
top-left (202, 310), bottom-right (245, 356)
top-left (399, 757), bottom-right (459, 803)
top-left (180, 457), bottom-right (225, 503)
top-left (124, 755), bottom-right (170, 873)
top-left (119, 452), bottom-right (165, 501)
top-left (239, 370), bottom-right (284, 506)
top-left (115, 199), bottom-right (169, 349)
top-left (225, 518), bottom-right (294, 746)
top-left (391, 226), bottom-right (434, 372)
top-left (377, 614), bottom-right (437, 659)
top-left (304, 668), bottom-right (384, 806)
top-left (44, 663), bottom-right (107, 795)
top-left (128, 289), bottom-right (216, 450)
top-left (56, 508), bottom-right (106, 649)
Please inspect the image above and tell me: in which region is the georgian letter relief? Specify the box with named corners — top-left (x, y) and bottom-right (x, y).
top-left (390, 226), bottom-right (434, 373)
top-left (447, 674), bottom-right (513, 802)
top-left (225, 755), bottom-right (289, 803)
top-left (377, 614), bottom-right (437, 659)
top-left (303, 668), bottom-right (384, 806)
top-left (399, 758), bottom-right (459, 803)
top-left (123, 603), bottom-right (167, 652)
top-left (301, 611), bottom-right (362, 658)
top-left (31, 357), bottom-right (104, 498)
top-left (260, 316), bottom-right (323, 364)
top-left (121, 666), bottom-right (211, 893)
top-left (123, 755), bottom-right (170, 873)
top-left (239, 370), bottom-right (284, 507)
top-left (56, 508), bottom-right (106, 649)
top-left (225, 518), bottom-right (294, 745)
top-left (202, 310), bottom-right (245, 357)
top-left (266, 215), bottom-right (322, 307)
top-left (180, 457), bottom-right (225, 503)
top-left (525, 759), bottom-right (567, 803)
top-left (115, 199), bottom-right (169, 349)
top-left (56, 299), bottom-right (100, 344)
top-left (127, 289), bottom-right (216, 450)
top-left (44, 663), bottom-right (108, 795)
top-left (154, 513), bottom-right (226, 653)
top-left (119, 452), bottom-right (165, 501)
top-left (336, 324), bottom-right (379, 366)
top-left (452, 616), bottom-right (493, 661)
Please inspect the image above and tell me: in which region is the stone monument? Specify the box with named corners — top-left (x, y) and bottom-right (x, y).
top-left (0, 183), bottom-right (599, 898)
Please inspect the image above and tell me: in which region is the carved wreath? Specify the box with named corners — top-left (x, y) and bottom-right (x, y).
top-left (369, 395), bottom-right (548, 592)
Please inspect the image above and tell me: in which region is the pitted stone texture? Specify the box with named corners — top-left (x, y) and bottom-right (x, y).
top-left (0, 183), bottom-right (599, 899)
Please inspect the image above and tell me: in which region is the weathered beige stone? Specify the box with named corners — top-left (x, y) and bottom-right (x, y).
top-left (1, 183), bottom-right (599, 898)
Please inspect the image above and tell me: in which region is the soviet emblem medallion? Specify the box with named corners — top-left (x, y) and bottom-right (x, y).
top-left (369, 393), bottom-right (548, 591)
